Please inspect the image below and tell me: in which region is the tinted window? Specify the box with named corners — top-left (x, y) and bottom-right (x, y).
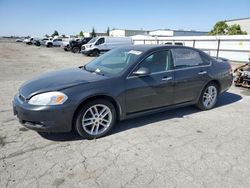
top-left (139, 50), bottom-right (172, 73)
top-left (200, 52), bottom-right (211, 65)
top-left (172, 48), bottom-right (203, 69)
top-left (85, 48), bottom-right (142, 76)
top-left (174, 42), bottom-right (183, 46)
top-left (95, 38), bottom-right (105, 45)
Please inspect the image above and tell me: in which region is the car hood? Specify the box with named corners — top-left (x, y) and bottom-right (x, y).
top-left (19, 67), bottom-right (105, 99)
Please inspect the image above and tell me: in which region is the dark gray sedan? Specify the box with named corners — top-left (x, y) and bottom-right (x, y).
top-left (13, 45), bottom-right (233, 139)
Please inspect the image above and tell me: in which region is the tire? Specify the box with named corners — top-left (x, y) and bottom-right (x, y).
top-left (92, 49), bottom-right (100, 57)
top-left (47, 43), bottom-right (52, 47)
top-left (196, 82), bottom-right (218, 110)
top-left (72, 47), bottom-right (80, 53)
top-left (74, 99), bottom-right (117, 139)
top-left (35, 42), bottom-right (41, 46)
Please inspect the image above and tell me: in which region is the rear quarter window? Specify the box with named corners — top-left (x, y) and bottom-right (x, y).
top-left (172, 48), bottom-right (204, 69)
top-left (199, 52), bottom-right (212, 65)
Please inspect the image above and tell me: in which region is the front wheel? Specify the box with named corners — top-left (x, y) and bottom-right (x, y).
top-left (47, 43), bottom-right (52, 47)
top-left (196, 83), bottom-right (218, 110)
top-left (74, 99), bottom-right (116, 139)
top-left (92, 49), bottom-right (100, 56)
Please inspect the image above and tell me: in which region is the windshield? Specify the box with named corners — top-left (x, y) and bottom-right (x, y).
top-left (84, 48), bottom-right (143, 76)
top-left (87, 37), bottom-right (98, 44)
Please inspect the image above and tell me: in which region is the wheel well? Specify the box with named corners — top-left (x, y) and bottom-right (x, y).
top-left (72, 95), bottom-right (121, 127)
top-left (93, 48), bottom-right (99, 52)
top-left (207, 80), bottom-right (221, 93)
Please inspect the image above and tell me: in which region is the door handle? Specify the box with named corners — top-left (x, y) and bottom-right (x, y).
top-left (198, 71), bottom-right (207, 75)
top-left (162, 76), bottom-right (173, 81)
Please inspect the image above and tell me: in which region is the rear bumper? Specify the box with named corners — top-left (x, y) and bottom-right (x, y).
top-left (13, 94), bottom-right (75, 133)
top-left (220, 73), bottom-right (233, 93)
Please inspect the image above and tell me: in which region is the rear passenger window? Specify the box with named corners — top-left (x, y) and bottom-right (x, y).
top-left (172, 48), bottom-right (203, 69)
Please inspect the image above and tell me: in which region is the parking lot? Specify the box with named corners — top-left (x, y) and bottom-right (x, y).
top-left (0, 40), bottom-right (250, 188)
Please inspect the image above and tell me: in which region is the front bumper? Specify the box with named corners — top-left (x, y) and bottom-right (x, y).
top-left (81, 49), bottom-right (92, 56)
top-left (13, 94), bottom-right (75, 133)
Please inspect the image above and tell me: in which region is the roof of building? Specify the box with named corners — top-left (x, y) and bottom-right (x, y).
top-left (225, 17), bottom-right (250, 22)
top-left (149, 29), bottom-right (208, 33)
top-left (111, 28), bottom-right (149, 32)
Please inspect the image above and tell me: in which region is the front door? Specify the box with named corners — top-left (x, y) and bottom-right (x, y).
top-left (125, 50), bottom-right (174, 113)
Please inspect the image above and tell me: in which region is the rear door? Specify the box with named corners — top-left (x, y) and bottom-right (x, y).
top-left (171, 48), bottom-right (211, 104)
top-left (125, 50), bottom-right (175, 113)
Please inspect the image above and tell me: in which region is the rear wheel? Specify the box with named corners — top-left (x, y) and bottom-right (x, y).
top-left (196, 83), bottom-right (218, 110)
top-left (74, 99), bottom-right (116, 139)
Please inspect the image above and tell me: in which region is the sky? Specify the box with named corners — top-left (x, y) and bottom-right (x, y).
top-left (0, 0), bottom-right (249, 37)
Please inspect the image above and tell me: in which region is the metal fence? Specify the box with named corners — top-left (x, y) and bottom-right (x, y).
top-left (133, 38), bottom-right (250, 63)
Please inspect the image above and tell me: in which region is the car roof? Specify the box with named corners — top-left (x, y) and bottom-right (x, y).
top-left (120, 45), bottom-right (199, 53)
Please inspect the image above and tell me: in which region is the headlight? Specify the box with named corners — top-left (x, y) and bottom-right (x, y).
top-left (28, 92), bottom-right (68, 105)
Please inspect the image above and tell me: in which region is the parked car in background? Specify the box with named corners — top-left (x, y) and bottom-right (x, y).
top-left (15, 38), bottom-right (23, 42)
top-left (45, 38), bottom-right (63, 47)
top-left (62, 38), bottom-right (79, 51)
top-left (23, 37), bottom-right (34, 45)
top-left (13, 45), bottom-right (233, 139)
top-left (81, 36), bottom-right (133, 56)
top-left (35, 38), bottom-right (51, 46)
top-left (69, 37), bottom-right (92, 53)
top-left (165, 42), bottom-right (184, 46)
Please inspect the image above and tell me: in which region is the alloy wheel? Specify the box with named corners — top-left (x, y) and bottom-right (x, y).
top-left (81, 104), bottom-right (112, 136)
top-left (202, 85), bottom-right (217, 108)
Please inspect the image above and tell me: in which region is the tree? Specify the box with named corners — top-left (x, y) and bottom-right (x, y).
top-left (228, 24), bottom-right (247, 35)
top-left (45, 34), bottom-right (49, 38)
top-left (91, 28), bottom-right (96, 37)
top-left (107, 27), bottom-right (110, 36)
top-left (209, 21), bottom-right (229, 35)
top-left (79, 31), bottom-right (84, 37)
top-left (209, 21), bottom-right (247, 35)
top-left (51, 30), bottom-right (59, 37)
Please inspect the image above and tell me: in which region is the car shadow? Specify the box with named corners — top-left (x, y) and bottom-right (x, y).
top-left (112, 91), bottom-right (242, 135)
top-left (38, 91), bottom-right (242, 141)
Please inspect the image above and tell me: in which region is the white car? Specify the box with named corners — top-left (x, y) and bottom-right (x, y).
top-left (81, 36), bottom-right (133, 56)
top-left (15, 38), bottom-right (23, 42)
top-left (45, 38), bottom-right (63, 47)
top-left (23, 37), bottom-right (34, 45)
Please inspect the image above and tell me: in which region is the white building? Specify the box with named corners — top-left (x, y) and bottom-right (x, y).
top-left (110, 29), bottom-right (148, 37)
top-left (225, 17), bottom-right (250, 34)
top-left (110, 29), bottom-right (207, 37)
top-left (149, 29), bottom-right (208, 37)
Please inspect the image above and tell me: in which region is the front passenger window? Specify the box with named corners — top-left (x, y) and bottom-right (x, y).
top-left (139, 50), bottom-right (172, 74)
top-left (95, 38), bottom-right (105, 45)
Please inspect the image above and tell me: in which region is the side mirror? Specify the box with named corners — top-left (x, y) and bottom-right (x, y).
top-left (133, 67), bottom-right (150, 77)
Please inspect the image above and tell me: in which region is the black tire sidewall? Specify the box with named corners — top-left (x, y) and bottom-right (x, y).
top-left (92, 49), bottom-right (99, 56)
top-left (75, 99), bottom-right (116, 139)
top-left (72, 47), bottom-right (80, 53)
